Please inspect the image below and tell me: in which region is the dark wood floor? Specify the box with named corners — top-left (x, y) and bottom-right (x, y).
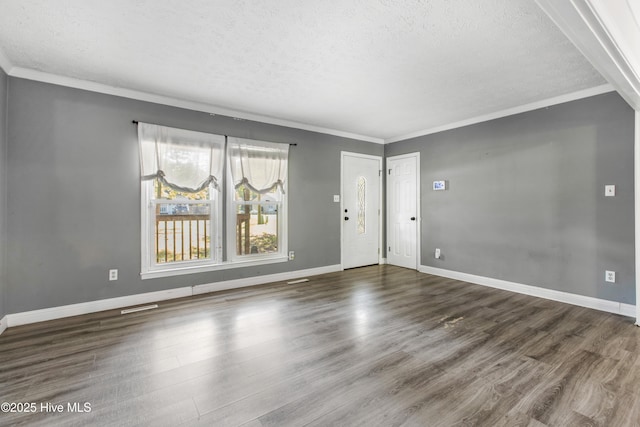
top-left (1, 265), bottom-right (640, 426)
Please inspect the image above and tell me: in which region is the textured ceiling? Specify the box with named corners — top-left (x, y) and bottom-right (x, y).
top-left (0, 0), bottom-right (607, 141)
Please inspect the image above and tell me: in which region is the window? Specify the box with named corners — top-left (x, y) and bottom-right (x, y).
top-left (150, 181), bottom-right (217, 265)
top-left (138, 123), bottom-right (289, 279)
top-left (227, 137), bottom-right (289, 261)
top-left (139, 123), bottom-right (224, 275)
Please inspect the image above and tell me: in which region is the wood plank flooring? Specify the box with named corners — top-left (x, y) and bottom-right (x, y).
top-left (1, 265), bottom-right (639, 426)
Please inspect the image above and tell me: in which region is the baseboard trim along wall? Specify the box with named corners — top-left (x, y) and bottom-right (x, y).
top-left (0, 315), bottom-right (7, 336)
top-left (2, 264), bottom-right (342, 332)
top-left (4, 262), bottom-right (632, 335)
top-left (6, 287), bottom-right (193, 328)
top-left (192, 265), bottom-right (342, 295)
top-left (419, 265), bottom-right (636, 318)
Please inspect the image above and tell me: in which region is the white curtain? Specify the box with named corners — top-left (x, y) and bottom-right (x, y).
top-left (228, 137), bottom-right (289, 194)
top-left (138, 123), bottom-right (225, 192)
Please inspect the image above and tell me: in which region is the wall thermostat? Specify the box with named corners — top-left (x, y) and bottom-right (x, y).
top-left (433, 180), bottom-right (446, 191)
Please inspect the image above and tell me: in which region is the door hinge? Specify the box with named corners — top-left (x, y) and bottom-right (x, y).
top-left (378, 248), bottom-right (380, 254)
top-left (379, 170), bottom-right (381, 176)
top-left (388, 246), bottom-right (391, 252)
top-left (388, 169), bottom-right (392, 175)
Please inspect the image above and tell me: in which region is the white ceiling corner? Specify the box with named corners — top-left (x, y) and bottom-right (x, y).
top-left (0, 0), bottom-right (611, 143)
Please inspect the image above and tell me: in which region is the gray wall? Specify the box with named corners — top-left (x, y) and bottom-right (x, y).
top-left (386, 92), bottom-right (635, 304)
top-left (0, 67), bottom-right (7, 319)
top-left (4, 77), bottom-right (635, 314)
top-left (6, 77), bottom-right (383, 313)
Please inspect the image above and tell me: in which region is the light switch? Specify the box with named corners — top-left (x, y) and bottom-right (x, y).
top-left (605, 185), bottom-right (615, 197)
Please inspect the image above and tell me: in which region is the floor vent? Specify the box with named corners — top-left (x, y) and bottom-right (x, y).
top-left (287, 278), bottom-right (310, 285)
top-left (121, 304), bottom-right (159, 315)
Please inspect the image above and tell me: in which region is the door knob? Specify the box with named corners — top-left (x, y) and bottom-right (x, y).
top-left (410, 217), bottom-right (416, 221)
top-left (345, 216), bottom-right (350, 220)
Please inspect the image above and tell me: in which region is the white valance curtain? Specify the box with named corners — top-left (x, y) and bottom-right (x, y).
top-left (228, 137), bottom-right (289, 194)
top-left (138, 123), bottom-right (225, 192)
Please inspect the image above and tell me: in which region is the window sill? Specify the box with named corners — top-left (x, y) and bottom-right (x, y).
top-left (141, 256), bottom-right (289, 280)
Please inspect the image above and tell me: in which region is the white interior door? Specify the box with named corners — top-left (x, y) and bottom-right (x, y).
top-left (342, 152), bottom-right (381, 269)
top-left (387, 153), bottom-right (419, 269)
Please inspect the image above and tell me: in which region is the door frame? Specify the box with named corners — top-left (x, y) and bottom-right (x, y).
top-left (340, 151), bottom-right (383, 270)
top-left (635, 110), bottom-right (640, 326)
top-left (386, 152), bottom-right (421, 270)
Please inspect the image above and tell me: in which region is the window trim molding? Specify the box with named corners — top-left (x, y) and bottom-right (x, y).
top-left (225, 170), bottom-right (288, 263)
top-left (139, 130), bottom-right (291, 279)
top-left (141, 175), bottom-right (288, 281)
top-left (140, 254), bottom-right (289, 280)
top-left (225, 138), bottom-right (289, 263)
top-left (140, 181), bottom-right (223, 277)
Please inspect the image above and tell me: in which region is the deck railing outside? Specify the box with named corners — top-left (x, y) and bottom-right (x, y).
top-left (154, 200), bottom-right (279, 263)
top-left (155, 213), bottom-right (210, 263)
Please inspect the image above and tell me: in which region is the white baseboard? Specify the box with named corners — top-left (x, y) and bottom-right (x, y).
top-left (620, 303), bottom-right (636, 318)
top-left (419, 265), bottom-right (636, 318)
top-left (4, 264), bottom-right (342, 329)
top-left (193, 264), bottom-right (342, 295)
top-left (0, 315), bottom-right (7, 336)
top-left (379, 258), bottom-right (387, 265)
top-left (6, 287), bottom-right (193, 328)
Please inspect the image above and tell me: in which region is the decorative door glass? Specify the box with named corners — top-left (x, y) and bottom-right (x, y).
top-left (357, 176), bottom-right (366, 234)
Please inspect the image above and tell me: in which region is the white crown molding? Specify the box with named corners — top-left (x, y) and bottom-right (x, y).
top-left (4, 63), bottom-right (621, 146)
top-left (419, 265), bottom-right (636, 319)
top-left (3, 264), bottom-right (342, 329)
top-left (7, 67), bottom-right (385, 144)
top-left (385, 84), bottom-right (615, 143)
top-left (0, 46), bottom-right (12, 75)
top-left (6, 65), bottom-right (616, 146)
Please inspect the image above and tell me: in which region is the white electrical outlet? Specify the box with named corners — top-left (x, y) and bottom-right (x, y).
top-left (435, 248), bottom-right (441, 259)
top-left (333, 195), bottom-right (340, 203)
top-left (288, 251), bottom-right (295, 260)
top-left (109, 269), bottom-right (118, 281)
top-left (605, 270), bottom-right (615, 283)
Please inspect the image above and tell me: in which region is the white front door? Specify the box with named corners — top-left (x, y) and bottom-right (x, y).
top-left (342, 152), bottom-right (381, 269)
top-left (387, 153), bottom-right (419, 269)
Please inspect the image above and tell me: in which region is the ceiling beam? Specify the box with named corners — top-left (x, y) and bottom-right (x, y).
top-left (535, 0), bottom-right (640, 111)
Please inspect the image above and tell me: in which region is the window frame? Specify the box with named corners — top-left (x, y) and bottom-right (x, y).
top-left (141, 180), bottom-right (288, 280)
top-left (139, 131), bottom-right (290, 280)
top-left (226, 176), bottom-right (288, 264)
top-left (140, 180), bottom-right (222, 276)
